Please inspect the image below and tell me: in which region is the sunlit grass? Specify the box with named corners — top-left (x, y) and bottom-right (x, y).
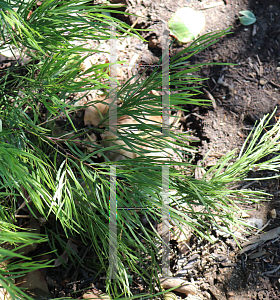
top-left (0, 1), bottom-right (280, 299)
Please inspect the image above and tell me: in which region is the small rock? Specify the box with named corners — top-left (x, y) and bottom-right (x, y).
top-left (217, 275), bottom-right (225, 283)
top-left (149, 38), bottom-right (160, 49)
top-left (241, 211), bottom-right (250, 218)
top-left (246, 218), bottom-right (263, 229)
top-left (176, 269), bottom-right (187, 277)
top-left (58, 290), bottom-right (66, 298)
top-left (83, 293), bottom-right (110, 300)
top-left (45, 276), bottom-right (56, 287)
top-left (186, 295), bottom-right (203, 300)
top-left (177, 258), bottom-right (185, 268)
top-left (227, 291), bottom-right (234, 297)
top-left (233, 231), bottom-right (242, 237)
top-left (200, 282), bottom-right (210, 291)
top-left (259, 78), bottom-right (267, 85)
top-left (270, 209), bottom-right (277, 218)
top-left (213, 54), bottom-right (219, 61)
top-left (206, 256), bottom-right (213, 262)
top-left (16, 270), bottom-right (51, 298)
top-left (209, 286), bottom-right (227, 300)
top-left (209, 235), bottom-right (219, 243)
top-left (184, 261), bottom-right (196, 270)
top-left (215, 226), bottom-right (231, 238)
top-left (135, 43), bottom-right (146, 50)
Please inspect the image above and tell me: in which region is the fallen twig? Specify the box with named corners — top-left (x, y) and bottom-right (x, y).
top-left (240, 226), bottom-right (280, 254)
top-left (262, 265), bottom-right (280, 275)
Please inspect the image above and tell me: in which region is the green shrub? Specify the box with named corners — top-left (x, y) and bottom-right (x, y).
top-left (1, 1), bottom-right (280, 299)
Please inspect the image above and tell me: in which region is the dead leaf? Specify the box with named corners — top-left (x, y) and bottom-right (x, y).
top-left (84, 94), bottom-right (110, 127)
top-left (83, 292), bottom-right (110, 299)
top-left (163, 292), bottom-right (177, 300)
top-left (248, 250), bottom-right (267, 259)
top-left (16, 217), bottom-right (40, 255)
top-left (160, 277), bottom-right (196, 295)
top-left (170, 226), bottom-right (191, 254)
top-left (16, 269), bottom-right (51, 299)
top-left (240, 226), bottom-right (280, 254)
top-left (83, 91), bottom-right (180, 161)
top-left (241, 211), bottom-right (250, 218)
top-left (54, 240), bottom-right (78, 267)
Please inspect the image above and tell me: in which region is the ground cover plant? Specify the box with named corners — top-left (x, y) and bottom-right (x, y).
top-left (1, 0), bottom-right (280, 299)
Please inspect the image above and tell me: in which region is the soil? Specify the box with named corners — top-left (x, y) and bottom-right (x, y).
top-left (115, 0), bottom-right (280, 299)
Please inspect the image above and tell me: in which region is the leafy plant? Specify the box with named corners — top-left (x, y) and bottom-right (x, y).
top-left (0, 223), bottom-right (50, 300)
top-left (239, 10), bottom-right (257, 26)
top-left (168, 7), bottom-right (205, 43)
top-left (0, 0), bottom-right (279, 299)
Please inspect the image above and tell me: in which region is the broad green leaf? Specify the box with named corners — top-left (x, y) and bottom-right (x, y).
top-left (168, 7), bottom-right (205, 43)
top-left (239, 10), bottom-right (256, 26)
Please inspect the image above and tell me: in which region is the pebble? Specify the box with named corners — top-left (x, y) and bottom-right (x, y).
top-left (214, 226), bottom-right (231, 238)
top-left (176, 270), bottom-right (187, 277)
top-left (58, 291), bottom-right (66, 297)
top-left (246, 218), bottom-right (263, 229)
top-left (270, 209), bottom-right (277, 218)
top-left (259, 78), bottom-right (267, 85)
top-left (186, 295), bottom-right (203, 300)
top-left (209, 235), bottom-right (219, 243)
top-left (206, 256), bottom-right (213, 262)
top-left (149, 38), bottom-right (159, 49)
top-left (241, 211), bottom-right (250, 218)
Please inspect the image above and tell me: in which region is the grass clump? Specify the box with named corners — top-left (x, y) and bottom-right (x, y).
top-left (1, 1), bottom-right (280, 299)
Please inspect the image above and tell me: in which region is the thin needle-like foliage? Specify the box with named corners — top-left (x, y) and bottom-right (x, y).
top-left (1, 1), bottom-right (280, 299)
